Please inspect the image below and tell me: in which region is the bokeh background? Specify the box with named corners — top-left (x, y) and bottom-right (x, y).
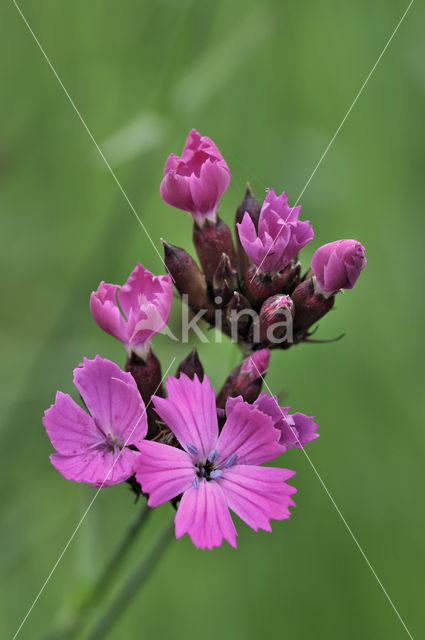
top-left (1, 1), bottom-right (424, 638)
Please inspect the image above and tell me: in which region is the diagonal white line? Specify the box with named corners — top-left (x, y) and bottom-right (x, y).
top-left (252, 360), bottom-right (414, 640)
top-left (11, 0), bottom-right (173, 280)
top-left (251, 0), bottom-right (414, 279)
top-left (12, 357), bottom-right (176, 640)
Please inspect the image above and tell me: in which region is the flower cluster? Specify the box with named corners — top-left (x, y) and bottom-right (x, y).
top-left (162, 129), bottom-right (366, 349)
top-left (42, 129), bottom-right (366, 550)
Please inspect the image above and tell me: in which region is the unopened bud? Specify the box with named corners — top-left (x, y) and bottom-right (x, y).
top-left (235, 184), bottom-right (261, 277)
top-left (292, 278), bottom-right (335, 337)
top-left (126, 349), bottom-right (163, 438)
top-left (216, 348), bottom-right (270, 408)
top-left (212, 253), bottom-right (239, 305)
top-left (258, 294), bottom-right (294, 344)
top-left (192, 216), bottom-right (236, 280)
top-left (281, 260), bottom-right (301, 294)
top-left (225, 291), bottom-right (254, 340)
top-left (162, 240), bottom-right (211, 313)
top-left (176, 346), bottom-right (204, 380)
top-left (243, 264), bottom-right (287, 310)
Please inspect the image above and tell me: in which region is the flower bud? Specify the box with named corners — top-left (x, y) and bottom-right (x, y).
top-left (160, 129), bottom-right (230, 226)
top-left (162, 240), bottom-right (212, 316)
top-left (311, 239), bottom-right (366, 296)
top-left (237, 188), bottom-right (314, 274)
top-left (292, 278), bottom-right (335, 337)
top-left (192, 217), bottom-right (236, 280)
top-left (216, 348), bottom-right (270, 408)
top-left (212, 253), bottom-right (239, 305)
top-left (224, 291), bottom-right (254, 340)
top-left (235, 184), bottom-right (261, 277)
top-left (257, 294), bottom-right (294, 345)
top-left (281, 260), bottom-right (301, 294)
top-left (176, 346), bottom-right (204, 380)
top-left (126, 349), bottom-right (163, 438)
top-left (243, 264), bottom-right (287, 310)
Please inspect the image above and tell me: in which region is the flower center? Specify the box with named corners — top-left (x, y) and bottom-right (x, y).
top-left (195, 458), bottom-right (222, 482)
top-left (188, 445), bottom-right (237, 489)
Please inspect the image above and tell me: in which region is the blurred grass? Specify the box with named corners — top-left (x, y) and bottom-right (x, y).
top-left (1, 0), bottom-right (424, 638)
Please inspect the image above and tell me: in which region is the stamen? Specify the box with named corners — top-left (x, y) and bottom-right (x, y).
top-left (208, 449), bottom-right (219, 463)
top-left (186, 443), bottom-right (198, 456)
top-left (210, 469), bottom-right (223, 479)
top-left (193, 476), bottom-right (199, 489)
top-left (224, 454), bottom-right (237, 468)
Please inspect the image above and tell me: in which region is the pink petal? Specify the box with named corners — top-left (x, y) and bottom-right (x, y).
top-left (135, 441), bottom-right (195, 507)
top-left (175, 480), bottom-right (237, 549)
top-left (73, 356), bottom-right (147, 446)
top-left (220, 465), bottom-right (296, 532)
top-left (90, 282), bottom-right (128, 343)
top-left (42, 391), bottom-right (100, 455)
top-left (117, 262), bottom-right (172, 322)
top-left (152, 374), bottom-right (218, 459)
top-left (160, 170), bottom-right (195, 212)
top-left (291, 412), bottom-right (319, 448)
top-left (50, 447), bottom-right (140, 487)
top-left (217, 400), bottom-right (283, 466)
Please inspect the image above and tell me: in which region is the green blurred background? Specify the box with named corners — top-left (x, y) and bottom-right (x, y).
top-left (1, 0), bottom-right (424, 638)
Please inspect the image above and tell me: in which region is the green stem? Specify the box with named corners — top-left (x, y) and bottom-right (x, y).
top-left (41, 500), bottom-right (152, 640)
top-left (85, 518), bottom-right (174, 640)
top-left (88, 499), bottom-right (152, 604)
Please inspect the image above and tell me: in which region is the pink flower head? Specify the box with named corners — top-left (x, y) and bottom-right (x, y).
top-left (160, 129), bottom-right (231, 225)
top-left (237, 189), bottom-right (314, 273)
top-left (135, 374), bottom-right (296, 549)
top-left (42, 356), bottom-right (148, 486)
top-left (311, 239), bottom-right (367, 296)
top-left (90, 263), bottom-right (173, 360)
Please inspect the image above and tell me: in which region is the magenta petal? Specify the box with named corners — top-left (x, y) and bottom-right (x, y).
top-left (217, 400), bottom-right (283, 466)
top-left (73, 356), bottom-right (147, 446)
top-left (135, 441), bottom-right (195, 507)
top-left (291, 412), bottom-right (319, 448)
top-left (237, 188), bottom-right (313, 273)
top-left (90, 282), bottom-right (128, 343)
top-left (160, 170), bottom-right (195, 213)
top-left (220, 465), bottom-right (296, 532)
top-left (175, 481), bottom-right (237, 549)
top-left (152, 374), bottom-right (218, 458)
top-left (43, 391), bottom-right (100, 455)
top-left (50, 447), bottom-right (140, 487)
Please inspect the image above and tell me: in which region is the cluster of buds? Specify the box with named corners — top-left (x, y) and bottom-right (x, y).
top-left (161, 130), bottom-right (366, 352)
top-left (41, 129), bottom-right (366, 550)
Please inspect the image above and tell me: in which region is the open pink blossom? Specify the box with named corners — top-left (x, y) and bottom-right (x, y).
top-left (237, 189), bottom-right (314, 273)
top-left (311, 239), bottom-right (367, 296)
top-left (90, 263), bottom-right (173, 360)
top-left (43, 356), bottom-right (147, 486)
top-left (135, 374), bottom-right (296, 549)
top-left (160, 129), bottom-right (231, 225)
top-left (227, 393), bottom-right (319, 451)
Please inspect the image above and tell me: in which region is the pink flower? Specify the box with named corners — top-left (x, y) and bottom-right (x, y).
top-left (228, 393), bottom-right (319, 451)
top-left (90, 263), bottom-right (173, 360)
top-left (237, 189), bottom-right (314, 273)
top-left (135, 374), bottom-right (296, 549)
top-left (42, 356), bottom-right (148, 486)
top-left (160, 129), bottom-right (231, 225)
top-left (311, 239), bottom-right (367, 296)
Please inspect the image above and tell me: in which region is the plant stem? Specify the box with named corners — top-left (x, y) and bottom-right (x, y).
top-left (41, 499), bottom-right (152, 640)
top-left (89, 499), bottom-right (152, 604)
top-left (85, 518), bottom-right (175, 640)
